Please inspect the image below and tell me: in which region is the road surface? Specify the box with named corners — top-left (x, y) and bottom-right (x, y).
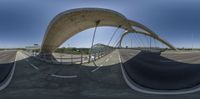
top-left (0, 50), bottom-right (17, 90)
top-left (2, 49), bottom-right (200, 98)
top-left (119, 49), bottom-right (200, 91)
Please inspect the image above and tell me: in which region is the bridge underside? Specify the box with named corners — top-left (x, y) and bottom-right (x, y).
top-left (40, 8), bottom-right (176, 54)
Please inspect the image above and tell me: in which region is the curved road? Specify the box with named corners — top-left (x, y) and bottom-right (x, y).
top-left (119, 49), bottom-right (200, 91)
top-left (0, 50), bottom-right (17, 90)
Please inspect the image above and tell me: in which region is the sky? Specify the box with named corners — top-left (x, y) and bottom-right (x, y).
top-left (0, 0), bottom-right (200, 48)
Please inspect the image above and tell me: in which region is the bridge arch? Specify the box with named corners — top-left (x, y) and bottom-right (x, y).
top-left (40, 8), bottom-right (176, 54)
top-left (119, 30), bottom-right (177, 50)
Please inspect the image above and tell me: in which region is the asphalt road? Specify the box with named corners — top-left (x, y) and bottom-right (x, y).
top-left (0, 50), bottom-right (17, 86)
top-left (2, 50), bottom-right (200, 98)
top-left (119, 49), bottom-right (200, 90)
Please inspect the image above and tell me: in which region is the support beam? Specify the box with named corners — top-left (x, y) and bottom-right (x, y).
top-left (88, 20), bottom-right (101, 62)
top-left (119, 30), bottom-right (177, 50)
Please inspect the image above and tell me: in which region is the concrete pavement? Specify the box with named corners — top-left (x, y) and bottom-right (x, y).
top-left (119, 49), bottom-right (200, 94)
top-left (2, 50), bottom-right (200, 98)
top-left (0, 50), bottom-right (17, 91)
top-left (0, 51), bottom-right (80, 99)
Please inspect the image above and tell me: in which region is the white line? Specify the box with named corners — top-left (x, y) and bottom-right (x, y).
top-left (20, 52), bottom-right (27, 59)
top-left (91, 65), bottom-right (103, 72)
top-left (118, 50), bottom-right (200, 95)
top-left (50, 74), bottom-right (77, 78)
top-left (20, 52), bottom-right (39, 70)
top-left (29, 62), bottom-right (39, 70)
top-left (0, 51), bottom-right (17, 91)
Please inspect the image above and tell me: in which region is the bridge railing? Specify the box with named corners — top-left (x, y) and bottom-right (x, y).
top-left (89, 44), bottom-right (114, 62)
top-left (22, 44), bottom-right (115, 64)
top-left (23, 51), bottom-right (88, 64)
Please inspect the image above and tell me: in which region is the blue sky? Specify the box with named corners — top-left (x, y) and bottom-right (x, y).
top-left (0, 0), bottom-right (200, 48)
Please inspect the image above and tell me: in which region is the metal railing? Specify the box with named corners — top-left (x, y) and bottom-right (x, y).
top-left (23, 44), bottom-right (115, 65)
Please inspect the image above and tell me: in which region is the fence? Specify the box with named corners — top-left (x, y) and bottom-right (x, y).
top-left (23, 44), bottom-right (115, 64)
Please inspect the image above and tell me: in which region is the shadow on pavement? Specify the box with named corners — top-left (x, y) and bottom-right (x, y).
top-left (0, 62), bottom-right (14, 85)
top-left (123, 51), bottom-right (200, 90)
top-left (2, 51), bottom-right (200, 99)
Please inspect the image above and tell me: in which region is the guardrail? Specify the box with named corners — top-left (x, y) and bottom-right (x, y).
top-left (22, 48), bottom-right (114, 65)
top-left (22, 51), bottom-right (88, 64)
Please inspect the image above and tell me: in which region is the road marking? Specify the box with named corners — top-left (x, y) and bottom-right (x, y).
top-left (20, 52), bottom-right (39, 70)
top-left (118, 50), bottom-right (200, 95)
top-left (50, 74), bottom-right (77, 78)
top-left (0, 51), bottom-right (17, 91)
top-left (29, 62), bottom-right (39, 70)
top-left (91, 65), bottom-right (103, 72)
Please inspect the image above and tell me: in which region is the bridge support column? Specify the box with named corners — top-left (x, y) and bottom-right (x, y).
top-left (38, 53), bottom-right (57, 63)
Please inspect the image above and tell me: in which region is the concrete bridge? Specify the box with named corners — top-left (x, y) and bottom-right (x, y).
top-left (40, 8), bottom-right (177, 55)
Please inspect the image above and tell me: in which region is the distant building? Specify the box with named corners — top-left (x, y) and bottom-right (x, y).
top-left (25, 44), bottom-right (40, 50)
